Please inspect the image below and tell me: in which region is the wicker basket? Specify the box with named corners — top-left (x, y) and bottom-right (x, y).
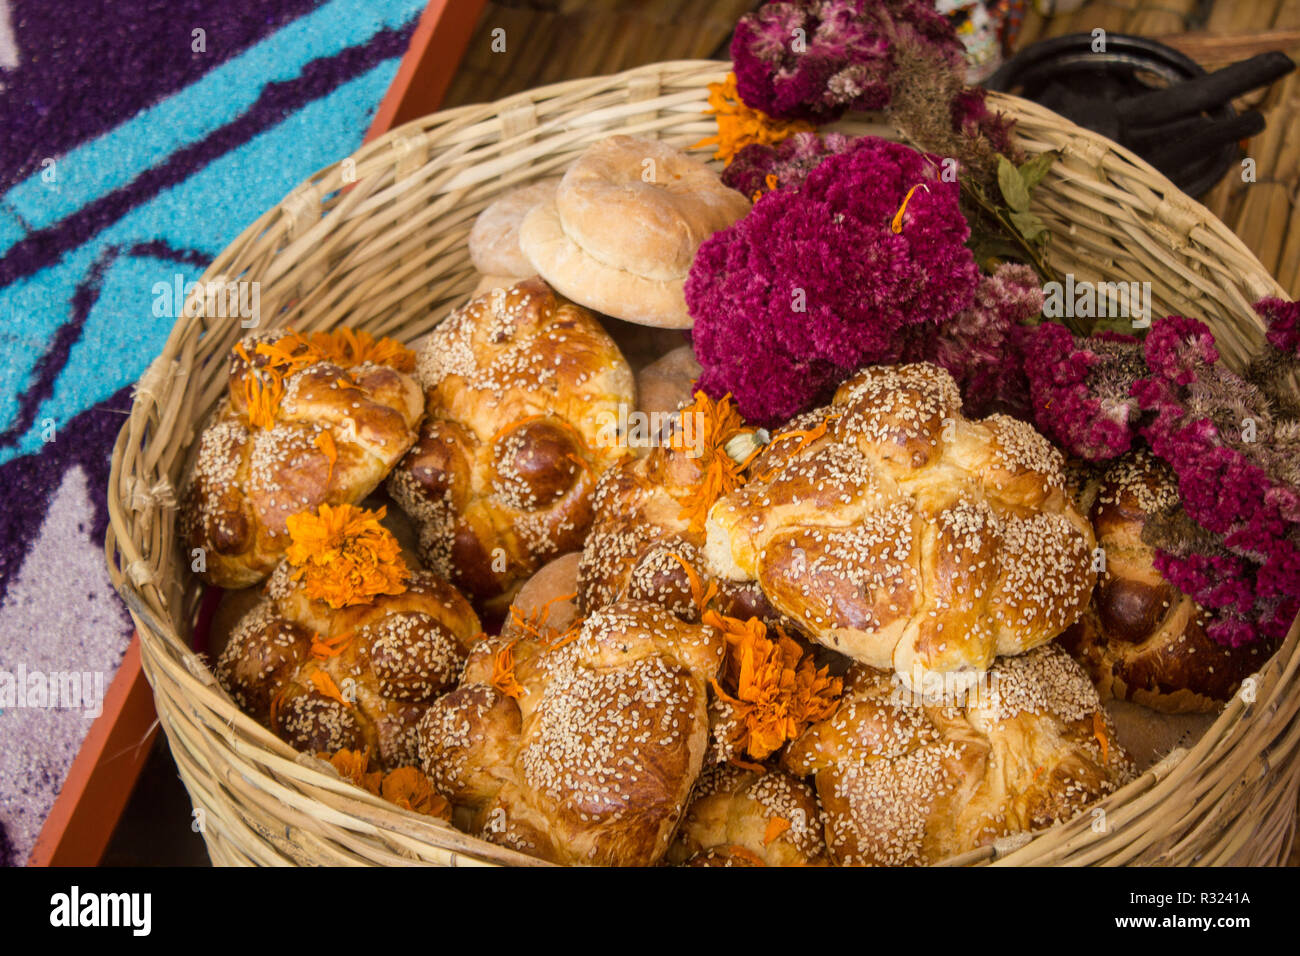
top-left (106, 60), bottom-right (1300, 867)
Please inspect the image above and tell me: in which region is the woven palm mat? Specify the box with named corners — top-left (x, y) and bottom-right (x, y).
top-left (0, 0), bottom-right (431, 867)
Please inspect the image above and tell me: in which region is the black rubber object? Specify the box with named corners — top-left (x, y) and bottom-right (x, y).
top-left (986, 33), bottom-right (1293, 198)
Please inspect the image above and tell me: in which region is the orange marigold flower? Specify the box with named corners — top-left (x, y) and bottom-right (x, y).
top-left (491, 639), bottom-right (526, 700)
top-left (322, 748), bottom-right (381, 794)
top-left (706, 610), bottom-right (841, 760)
top-left (238, 328), bottom-right (413, 429)
top-left (672, 391), bottom-right (762, 535)
top-left (763, 816), bottom-right (791, 846)
top-left (285, 503), bottom-right (410, 608)
top-left (380, 767), bottom-right (451, 819)
top-left (693, 72), bottom-right (814, 166)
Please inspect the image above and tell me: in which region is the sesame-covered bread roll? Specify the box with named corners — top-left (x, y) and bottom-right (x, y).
top-left (578, 392), bottom-right (775, 623)
top-left (1059, 450), bottom-right (1276, 713)
top-left (418, 599), bottom-right (723, 866)
top-left (387, 278), bottom-right (635, 618)
top-left (783, 644), bottom-right (1133, 866)
top-left (180, 330), bottom-right (424, 589)
top-left (215, 505), bottom-right (481, 770)
top-left (665, 764), bottom-right (828, 866)
top-left (703, 363), bottom-right (1097, 694)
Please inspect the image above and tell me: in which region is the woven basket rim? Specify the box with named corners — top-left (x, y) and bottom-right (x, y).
top-left (105, 58), bottom-right (1300, 867)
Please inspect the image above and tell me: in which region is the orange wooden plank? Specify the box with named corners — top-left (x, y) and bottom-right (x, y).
top-left (365, 0), bottom-right (488, 142)
top-left (28, 636), bottom-right (158, 866)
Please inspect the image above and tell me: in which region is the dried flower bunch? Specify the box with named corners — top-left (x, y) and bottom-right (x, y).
top-left (688, 135), bottom-right (979, 424)
top-left (728, 0), bottom-right (1018, 187)
top-left (1022, 304), bottom-right (1300, 647)
top-left (730, 0), bottom-right (963, 124)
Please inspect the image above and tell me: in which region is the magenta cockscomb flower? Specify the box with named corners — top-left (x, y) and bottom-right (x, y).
top-left (1256, 296), bottom-right (1300, 356)
top-left (1019, 322), bottom-right (1144, 461)
top-left (730, 0), bottom-right (964, 124)
top-left (1132, 314), bottom-right (1300, 647)
top-left (722, 130), bottom-right (855, 199)
top-left (911, 262), bottom-right (1042, 417)
top-left (687, 135), bottom-right (979, 425)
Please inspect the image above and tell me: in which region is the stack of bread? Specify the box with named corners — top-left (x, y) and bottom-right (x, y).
top-left (188, 134), bottom-right (1254, 866)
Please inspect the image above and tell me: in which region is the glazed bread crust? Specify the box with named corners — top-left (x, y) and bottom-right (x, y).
top-left (216, 563), bottom-right (481, 770)
top-left (783, 645), bottom-right (1133, 866)
top-left (181, 332), bottom-right (423, 588)
top-left (388, 278), bottom-right (634, 616)
top-left (1059, 450), bottom-right (1276, 712)
top-left (419, 599), bottom-right (723, 866)
top-left (703, 363), bottom-right (1096, 692)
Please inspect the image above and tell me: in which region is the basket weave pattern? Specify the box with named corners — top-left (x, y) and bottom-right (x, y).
top-left (106, 61), bottom-right (1300, 866)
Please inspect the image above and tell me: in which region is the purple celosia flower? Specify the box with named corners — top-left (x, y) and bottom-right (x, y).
top-left (730, 0), bottom-right (964, 123)
top-left (901, 262), bottom-right (1041, 417)
top-left (1256, 296), bottom-right (1300, 357)
top-left (1133, 315), bottom-right (1300, 647)
top-left (949, 86), bottom-right (1017, 159)
top-left (1019, 323), bottom-right (1144, 460)
top-left (722, 131), bottom-right (855, 199)
top-left (687, 135), bottom-right (979, 425)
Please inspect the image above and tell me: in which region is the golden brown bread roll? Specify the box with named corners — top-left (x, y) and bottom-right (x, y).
top-left (215, 504), bottom-right (481, 770)
top-left (579, 392), bottom-right (775, 624)
top-left (387, 278), bottom-right (635, 618)
top-left (470, 273), bottom-right (529, 297)
top-left (468, 178), bottom-right (562, 277)
top-left (665, 764), bottom-right (828, 866)
top-left (636, 345), bottom-right (702, 422)
top-left (180, 329), bottom-right (424, 588)
top-left (703, 363), bottom-right (1097, 694)
top-left (518, 136), bottom-right (750, 328)
top-left (1058, 450), bottom-right (1276, 713)
top-left (783, 644), bottom-right (1133, 866)
top-left (418, 599), bottom-right (724, 866)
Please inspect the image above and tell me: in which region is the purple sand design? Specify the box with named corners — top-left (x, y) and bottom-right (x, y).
top-left (0, 241), bottom-right (209, 452)
top-left (1, 1), bottom-right (423, 863)
top-left (2, 0), bottom-right (322, 187)
top-left (0, 387), bottom-right (133, 607)
top-left (0, 21), bottom-right (417, 287)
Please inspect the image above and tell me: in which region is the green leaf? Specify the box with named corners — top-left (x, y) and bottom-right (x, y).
top-left (1009, 210), bottom-right (1047, 242)
top-left (1090, 314), bottom-right (1142, 335)
top-left (997, 155), bottom-right (1031, 213)
top-left (1018, 151), bottom-right (1057, 190)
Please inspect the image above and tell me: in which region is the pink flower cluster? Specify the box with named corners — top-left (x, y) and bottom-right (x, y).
top-left (730, 0), bottom-right (963, 123)
top-left (721, 131), bottom-right (854, 199)
top-left (908, 263), bottom-right (1042, 418)
top-left (1132, 316), bottom-right (1300, 646)
top-left (686, 136), bottom-right (979, 425)
top-left (1020, 323), bottom-right (1145, 460)
top-left (949, 87), bottom-right (1018, 159)
top-left (1257, 296), bottom-right (1300, 357)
